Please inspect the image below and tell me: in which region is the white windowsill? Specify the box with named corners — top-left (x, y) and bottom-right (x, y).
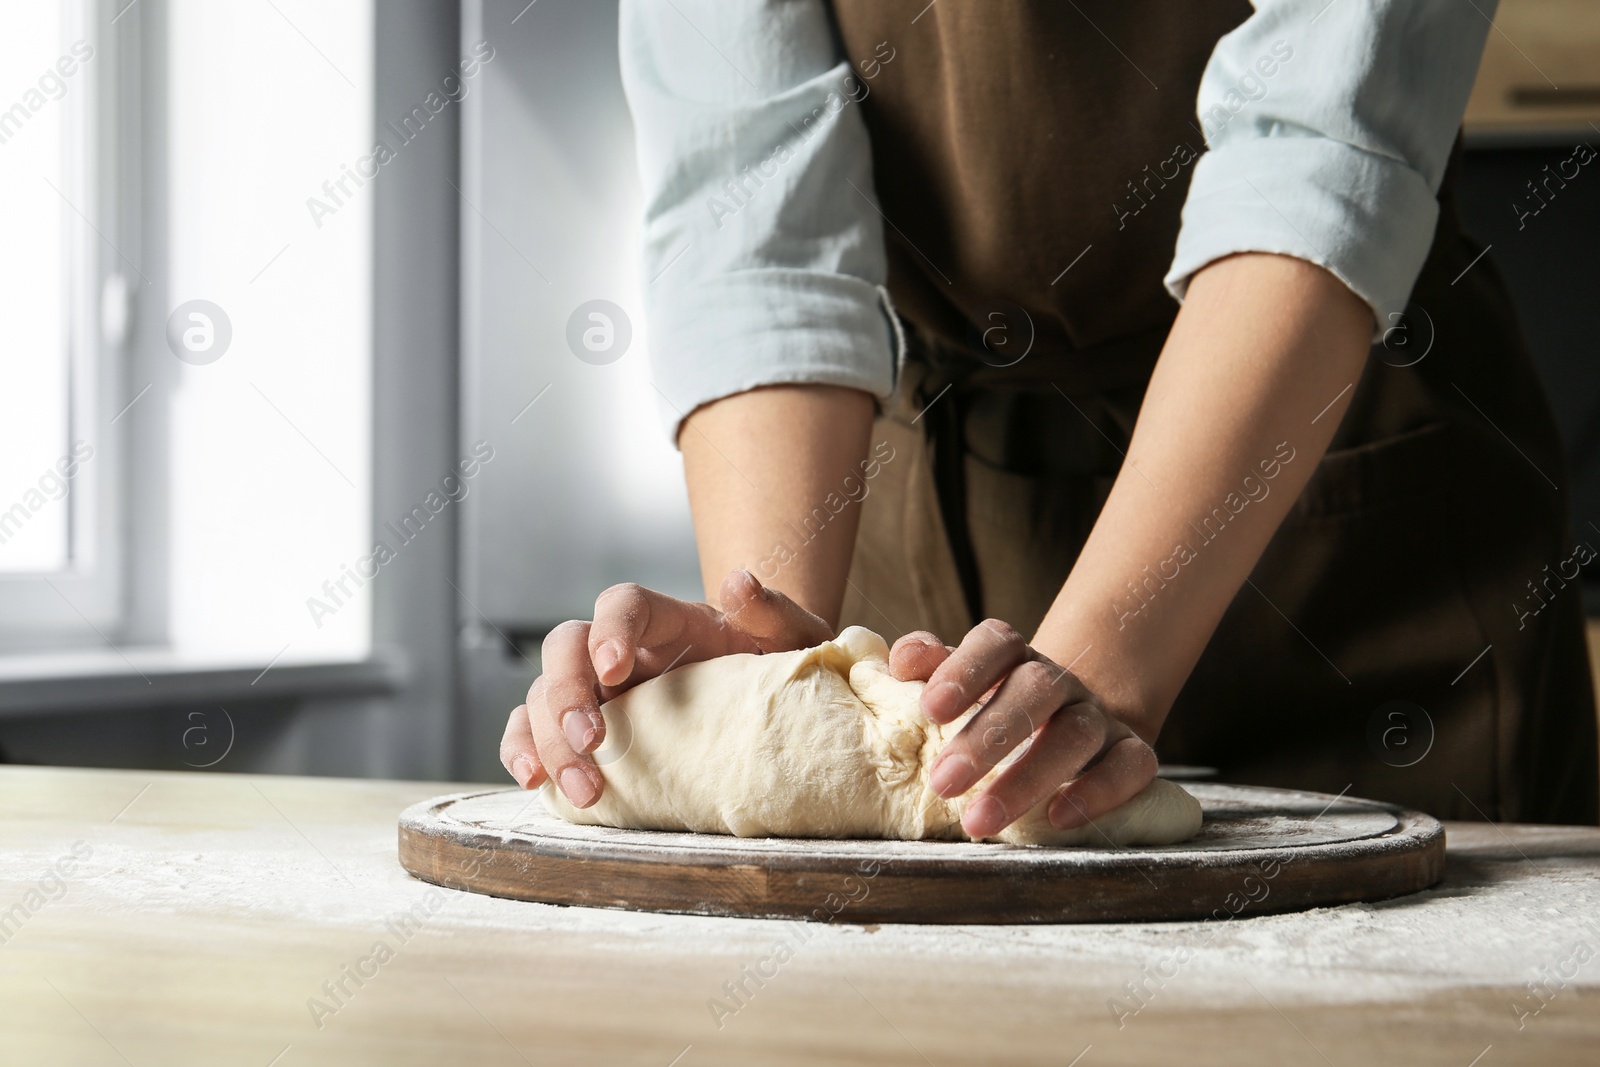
top-left (0, 646), bottom-right (408, 716)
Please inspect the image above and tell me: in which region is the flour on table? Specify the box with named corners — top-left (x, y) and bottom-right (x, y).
top-left (545, 627), bottom-right (1202, 847)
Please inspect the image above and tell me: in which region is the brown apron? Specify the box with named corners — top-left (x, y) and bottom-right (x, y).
top-left (828, 0), bottom-right (1599, 824)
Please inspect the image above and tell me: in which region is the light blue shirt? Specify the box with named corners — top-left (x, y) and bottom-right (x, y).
top-left (620, 0), bottom-right (1495, 439)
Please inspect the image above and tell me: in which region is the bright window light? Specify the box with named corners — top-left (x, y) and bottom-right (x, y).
top-left (166, 0), bottom-right (373, 663)
top-left (0, 3), bottom-right (73, 573)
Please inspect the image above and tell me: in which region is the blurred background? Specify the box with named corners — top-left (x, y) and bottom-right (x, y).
top-left (0, 0), bottom-right (1595, 785)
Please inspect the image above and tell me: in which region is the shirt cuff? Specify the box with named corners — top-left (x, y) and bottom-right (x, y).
top-left (649, 269), bottom-right (900, 442)
top-left (1164, 135), bottom-right (1441, 341)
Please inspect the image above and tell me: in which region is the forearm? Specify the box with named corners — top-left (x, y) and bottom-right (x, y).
top-left (1033, 253), bottom-right (1372, 738)
top-left (680, 384), bottom-right (876, 626)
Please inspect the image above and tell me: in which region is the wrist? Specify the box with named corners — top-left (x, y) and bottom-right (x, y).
top-left (1030, 625), bottom-right (1173, 745)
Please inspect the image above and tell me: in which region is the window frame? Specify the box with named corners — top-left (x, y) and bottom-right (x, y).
top-left (0, 0), bottom-right (131, 650)
top-left (0, 0), bottom-right (458, 785)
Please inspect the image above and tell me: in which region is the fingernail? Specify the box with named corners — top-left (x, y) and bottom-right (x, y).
top-left (728, 569), bottom-right (759, 598)
top-left (594, 641), bottom-right (622, 679)
top-left (562, 710), bottom-right (597, 752)
top-left (559, 766), bottom-right (597, 807)
top-left (510, 755), bottom-right (535, 789)
top-left (924, 681), bottom-right (964, 720)
top-left (929, 753), bottom-right (974, 798)
top-left (963, 794), bottom-right (1007, 839)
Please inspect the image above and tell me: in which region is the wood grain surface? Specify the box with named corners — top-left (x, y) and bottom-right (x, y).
top-left (398, 784), bottom-right (1445, 923)
top-left (3, 765), bottom-right (1597, 1066)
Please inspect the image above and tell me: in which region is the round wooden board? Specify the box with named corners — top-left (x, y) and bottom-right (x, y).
top-left (398, 783), bottom-right (1445, 924)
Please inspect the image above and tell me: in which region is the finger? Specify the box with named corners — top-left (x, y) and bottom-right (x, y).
top-left (588, 583), bottom-right (698, 688)
top-left (535, 621), bottom-right (605, 806)
top-left (1047, 736), bottom-right (1159, 831)
top-left (959, 704), bottom-right (1113, 838)
top-left (499, 702), bottom-right (547, 790)
top-left (530, 684), bottom-right (602, 807)
top-left (541, 620), bottom-right (607, 753)
top-left (920, 619), bottom-right (1033, 724)
top-left (719, 569), bottom-right (833, 652)
top-left (888, 631), bottom-right (952, 682)
top-left (929, 658), bottom-right (1092, 799)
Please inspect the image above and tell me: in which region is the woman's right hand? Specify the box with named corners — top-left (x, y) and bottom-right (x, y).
top-left (499, 568), bottom-right (833, 807)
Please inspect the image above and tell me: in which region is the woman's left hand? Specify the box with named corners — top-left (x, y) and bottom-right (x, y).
top-left (888, 619), bottom-right (1158, 839)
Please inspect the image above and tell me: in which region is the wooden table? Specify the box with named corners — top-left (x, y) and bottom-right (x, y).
top-left (2, 766), bottom-right (1597, 1066)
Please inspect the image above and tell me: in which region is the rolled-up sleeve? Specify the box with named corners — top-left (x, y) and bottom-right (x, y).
top-left (1165, 0), bottom-right (1495, 335)
top-left (619, 0), bottom-right (898, 441)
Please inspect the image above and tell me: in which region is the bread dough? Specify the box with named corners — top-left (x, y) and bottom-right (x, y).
top-left (545, 627), bottom-right (1202, 847)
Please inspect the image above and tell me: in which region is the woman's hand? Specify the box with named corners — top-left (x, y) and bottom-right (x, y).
top-left (889, 619), bottom-right (1158, 840)
top-left (499, 569), bottom-right (832, 807)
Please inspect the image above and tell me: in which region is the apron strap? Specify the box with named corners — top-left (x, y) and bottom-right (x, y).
top-left (904, 324), bottom-right (1171, 627)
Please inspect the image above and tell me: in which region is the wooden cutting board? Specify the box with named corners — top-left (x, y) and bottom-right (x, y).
top-left (398, 783), bottom-right (1444, 924)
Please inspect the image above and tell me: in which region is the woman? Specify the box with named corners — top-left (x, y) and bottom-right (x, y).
top-left (502, 0), bottom-right (1599, 833)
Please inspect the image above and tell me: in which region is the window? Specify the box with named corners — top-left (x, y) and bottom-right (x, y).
top-left (0, 0), bottom-right (374, 665)
top-left (164, 0), bottom-right (374, 663)
top-left (0, 3), bottom-right (82, 574)
top-left (0, 0), bottom-right (117, 646)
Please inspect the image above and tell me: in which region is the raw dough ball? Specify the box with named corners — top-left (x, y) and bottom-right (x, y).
top-left (545, 627), bottom-right (1202, 847)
